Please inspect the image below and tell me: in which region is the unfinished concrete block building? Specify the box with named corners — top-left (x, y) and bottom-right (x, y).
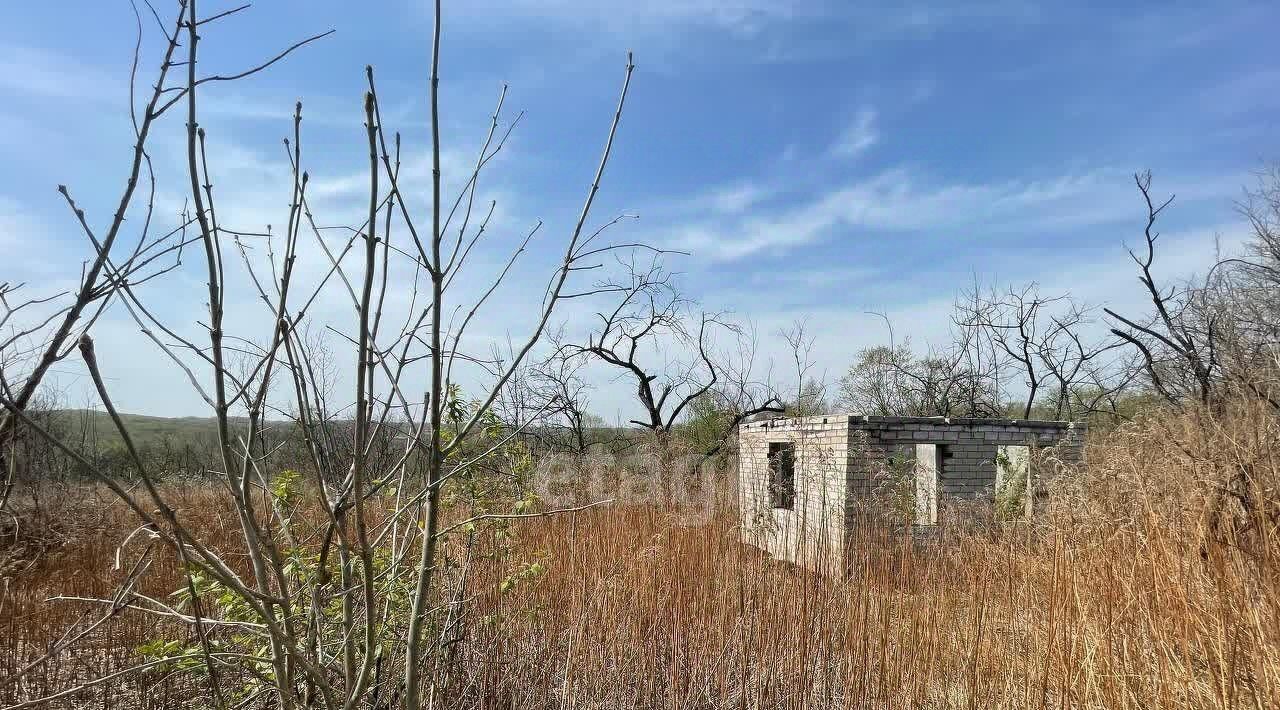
top-left (738, 414), bottom-right (1084, 568)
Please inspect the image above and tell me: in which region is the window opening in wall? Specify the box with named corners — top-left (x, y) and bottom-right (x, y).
top-left (768, 442), bottom-right (796, 510)
top-left (995, 444), bottom-right (1029, 489)
top-left (995, 444), bottom-right (1031, 520)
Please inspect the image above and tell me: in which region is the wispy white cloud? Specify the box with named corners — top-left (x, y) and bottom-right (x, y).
top-left (450, 1), bottom-right (1043, 46)
top-left (3, 0), bottom-right (1268, 423)
top-left (198, 92), bottom-right (418, 129)
top-left (662, 167), bottom-right (1246, 262)
top-left (832, 108), bottom-right (878, 158)
top-left (690, 220), bottom-right (1250, 406)
top-left (0, 44), bottom-right (120, 101)
top-left (456, 0), bottom-right (804, 36)
top-left (706, 182), bottom-right (771, 214)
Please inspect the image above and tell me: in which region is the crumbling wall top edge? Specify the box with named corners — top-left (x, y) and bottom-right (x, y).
top-left (738, 413), bottom-right (1085, 431)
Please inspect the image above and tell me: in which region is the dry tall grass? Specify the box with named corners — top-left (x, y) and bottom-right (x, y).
top-left (3, 404), bottom-right (1278, 709)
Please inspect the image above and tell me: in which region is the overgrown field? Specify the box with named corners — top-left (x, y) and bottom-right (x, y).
top-left (3, 406), bottom-right (1279, 709)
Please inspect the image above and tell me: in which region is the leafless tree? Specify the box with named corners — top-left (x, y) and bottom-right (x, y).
top-left (1105, 171), bottom-right (1219, 408)
top-left (568, 258), bottom-right (782, 458)
top-left (779, 318), bottom-right (827, 416)
top-left (1036, 301), bottom-right (1130, 419)
top-left (494, 337), bottom-right (618, 456)
top-left (0, 2), bottom-right (640, 708)
top-left (699, 323), bottom-right (786, 459)
top-left (535, 356), bottom-right (597, 454)
top-left (1204, 165), bottom-right (1280, 410)
top-left (953, 281), bottom-right (1008, 415)
top-left (955, 284), bottom-right (1064, 419)
top-left (840, 312), bottom-right (1002, 418)
top-left (0, 0), bottom-right (326, 507)
top-left (1097, 171), bottom-right (1280, 555)
top-left (957, 283), bottom-right (1125, 420)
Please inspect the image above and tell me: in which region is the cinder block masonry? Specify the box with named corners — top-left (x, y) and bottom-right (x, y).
top-left (738, 414), bottom-right (1084, 571)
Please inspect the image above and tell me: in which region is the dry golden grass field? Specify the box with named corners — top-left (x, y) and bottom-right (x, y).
top-left (2, 404), bottom-right (1278, 709)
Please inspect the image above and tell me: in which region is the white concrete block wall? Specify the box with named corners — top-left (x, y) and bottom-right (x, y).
top-left (738, 416), bottom-right (849, 571)
top-left (739, 414), bottom-right (1085, 570)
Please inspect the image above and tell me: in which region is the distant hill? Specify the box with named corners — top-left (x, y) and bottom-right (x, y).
top-left (39, 410), bottom-right (639, 455)
top-left (46, 410), bottom-right (285, 452)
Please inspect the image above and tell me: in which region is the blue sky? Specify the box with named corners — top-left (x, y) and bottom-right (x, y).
top-left (1, 1), bottom-right (1276, 420)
